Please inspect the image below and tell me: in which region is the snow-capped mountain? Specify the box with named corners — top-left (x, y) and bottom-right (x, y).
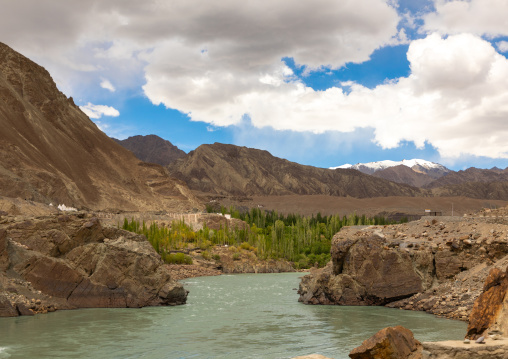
top-left (331, 159), bottom-right (450, 177)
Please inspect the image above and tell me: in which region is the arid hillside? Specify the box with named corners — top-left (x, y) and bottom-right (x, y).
top-left (168, 143), bottom-right (425, 198)
top-left (373, 165), bottom-right (437, 187)
top-left (114, 134), bottom-right (186, 166)
top-left (426, 167), bottom-right (508, 188)
top-left (0, 42), bottom-right (199, 211)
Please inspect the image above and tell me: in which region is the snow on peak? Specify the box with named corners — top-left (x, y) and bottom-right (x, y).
top-left (330, 163), bottom-right (353, 170)
top-left (400, 159), bottom-right (442, 169)
top-left (330, 159), bottom-right (446, 172)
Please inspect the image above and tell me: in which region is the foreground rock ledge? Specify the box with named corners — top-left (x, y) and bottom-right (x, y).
top-left (349, 325), bottom-right (422, 359)
top-left (422, 339), bottom-right (508, 359)
top-left (0, 213), bottom-right (187, 317)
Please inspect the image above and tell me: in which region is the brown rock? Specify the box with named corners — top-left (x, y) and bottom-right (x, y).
top-left (349, 326), bottom-right (422, 359)
top-left (0, 295), bottom-right (18, 317)
top-left (466, 267), bottom-right (508, 339)
top-left (300, 234), bottom-right (434, 306)
top-left (434, 251), bottom-right (462, 280)
top-left (0, 229), bottom-right (9, 271)
top-left (16, 302), bottom-right (34, 316)
top-left (0, 215), bottom-right (187, 316)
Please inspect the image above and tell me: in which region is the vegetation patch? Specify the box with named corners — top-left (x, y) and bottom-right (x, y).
top-left (122, 207), bottom-right (408, 269)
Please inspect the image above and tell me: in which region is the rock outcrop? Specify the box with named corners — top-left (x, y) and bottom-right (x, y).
top-left (0, 213), bottom-right (187, 316)
top-left (349, 326), bottom-right (422, 359)
top-left (345, 265), bottom-right (508, 359)
top-left (422, 339), bottom-right (508, 359)
top-left (466, 267), bottom-right (508, 339)
top-left (299, 217), bottom-right (508, 320)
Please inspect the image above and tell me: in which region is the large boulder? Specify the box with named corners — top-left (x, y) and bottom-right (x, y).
top-left (349, 326), bottom-right (422, 359)
top-left (299, 234), bottom-right (434, 305)
top-left (466, 266), bottom-right (508, 339)
top-left (0, 213), bottom-right (187, 316)
top-left (0, 294), bottom-right (18, 317)
top-left (298, 219), bottom-right (508, 315)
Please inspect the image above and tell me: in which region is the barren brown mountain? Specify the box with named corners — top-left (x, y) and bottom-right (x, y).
top-left (0, 42), bottom-right (199, 211)
top-left (114, 134), bottom-right (186, 166)
top-left (432, 181), bottom-right (508, 200)
top-left (168, 143), bottom-right (425, 198)
top-left (425, 167), bottom-right (508, 188)
top-left (373, 165), bottom-right (436, 187)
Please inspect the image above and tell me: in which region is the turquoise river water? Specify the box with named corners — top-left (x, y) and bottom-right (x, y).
top-left (0, 272), bottom-right (466, 359)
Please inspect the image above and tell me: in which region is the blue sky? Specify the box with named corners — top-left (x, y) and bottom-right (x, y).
top-left (2, 0), bottom-right (508, 170)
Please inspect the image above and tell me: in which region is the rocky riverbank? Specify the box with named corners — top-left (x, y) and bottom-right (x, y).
top-left (166, 245), bottom-right (296, 280)
top-left (299, 215), bottom-right (508, 321)
top-left (0, 213), bottom-right (187, 317)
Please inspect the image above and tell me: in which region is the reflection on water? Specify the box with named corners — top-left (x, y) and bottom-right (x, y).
top-left (0, 273), bottom-right (466, 359)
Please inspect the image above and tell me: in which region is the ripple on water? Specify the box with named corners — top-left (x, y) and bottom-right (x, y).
top-left (0, 347), bottom-right (10, 358)
top-left (0, 273), bottom-right (467, 359)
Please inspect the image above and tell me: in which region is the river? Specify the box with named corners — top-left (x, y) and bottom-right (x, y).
top-left (0, 272), bottom-right (466, 358)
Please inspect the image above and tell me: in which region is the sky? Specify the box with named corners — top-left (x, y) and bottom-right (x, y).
top-left (2, 0), bottom-right (508, 170)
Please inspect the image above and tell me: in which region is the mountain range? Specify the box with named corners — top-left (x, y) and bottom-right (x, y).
top-left (118, 136), bottom-right (508, 200)
top-left (332, 159), bottom-right (449, 176)
top-left (1, 42), bottom-right (508, 214)
top-left (165, 143), bottom-right (423, 198)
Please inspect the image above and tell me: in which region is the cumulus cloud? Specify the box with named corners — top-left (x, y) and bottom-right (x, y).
top-left (100, 79), bottom-right (116, 92)
top-left (423, 0), bottom-right (508, 38)
top-left (0, 0), bottom-right (400, 96)
top-left (148, 33), bottom-right (508, 159)
top-left (497, 41), bottom-right (508, 53)
top-left (80, 103), bottom-right (120, 119)
top-left (3, 1), bottom-right (508, 162)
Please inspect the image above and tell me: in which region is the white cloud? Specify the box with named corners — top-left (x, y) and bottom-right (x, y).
top-left (148, 33), bottom-right (508, 160)
top-left (423, 0), bottom-right (508, 38)
top-left (497, 41), bottom-right (508, 53)
top-left (79, 103), bottom-right (120, 119)
top-left (4, 1), bottom-right (508, 162)
top-left (0, 0), bottom-right (400, 97)
top-left (100, 79), bottom-right (116, 92)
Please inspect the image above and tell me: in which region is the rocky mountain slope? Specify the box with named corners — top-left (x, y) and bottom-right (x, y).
top-left (432, 181), bottom-right (508, 200)
top-left (425, 167), bottom-right (508, 188)
top-left (168, 143), bottom-right (425, 198)
top-left (334, 159), bottom-right (450, 188)
top-left (0, 42), bottom-right (199, 211)
top-left (0, 212), bottom-right (187, 317)
top-left (114, 134), bottom-right (186, 166)
top-left (372, 164), bottom-right (437, 187)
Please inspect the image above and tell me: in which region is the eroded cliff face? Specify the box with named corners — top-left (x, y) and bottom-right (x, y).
top-left (299, 217), bottom-right (508, 320)
top-left (0, 213), bottom-right (187, 317)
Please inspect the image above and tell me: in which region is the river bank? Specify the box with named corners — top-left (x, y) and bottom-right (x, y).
top-left (299, 214), bottom-right (508, 321)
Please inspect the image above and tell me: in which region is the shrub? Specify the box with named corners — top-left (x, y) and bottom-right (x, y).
top-left (232, 253), bottom-right (241, 261)
top-left (240, 242), bottom-right (256, 252)
top-left (164, 252), bottom-right (193, 265)
top-left (212, 254), bottom-right (221, 261)
top-left (201, 250), bottom-right (211, 260)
